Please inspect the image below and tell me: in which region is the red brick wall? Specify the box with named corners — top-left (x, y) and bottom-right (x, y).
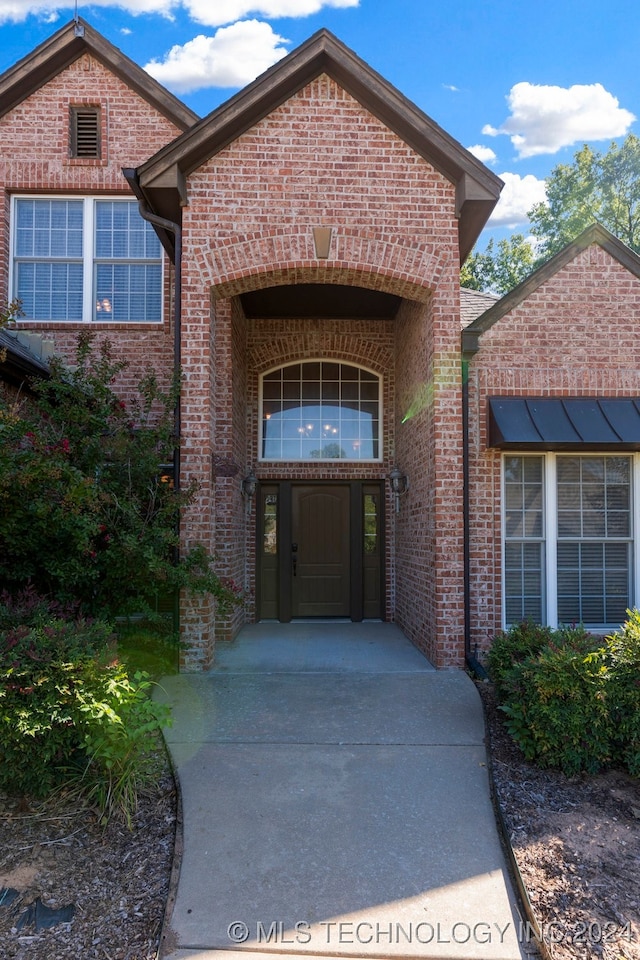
top-left (0, 53), bottom-right (181, 393)
top-left (177, 76), bottom-right (463, 667)
top-left (1, 56), bottom-right (469, 669)
top-left (467, 244), bottom-right (640, 657)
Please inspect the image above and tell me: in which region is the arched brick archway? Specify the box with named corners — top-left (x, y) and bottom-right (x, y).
top-left (189, 229), bottom-right (443, 304)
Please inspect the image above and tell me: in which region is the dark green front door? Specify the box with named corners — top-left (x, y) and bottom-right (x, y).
top-left (291, 485), bottom-right (351, 617)
top-left (257, 481), bottom-right (383, 622)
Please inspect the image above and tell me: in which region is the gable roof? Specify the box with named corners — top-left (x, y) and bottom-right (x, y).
top-left (462, 223), bottom-right (640, 358)
top-left (0, 18), bottom-right (198, 131)
top-left (131, 29), bottom-right (502, 263)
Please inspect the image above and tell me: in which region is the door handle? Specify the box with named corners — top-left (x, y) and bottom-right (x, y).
top-left (292, 542), bottom-right (298, 576)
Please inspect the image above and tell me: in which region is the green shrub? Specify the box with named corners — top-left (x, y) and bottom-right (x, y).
top-left (486, 620), bottom-right (555, 699)
top-left (0, 332), bottom-right (241, 622)
top-left (70, 665), bottom-right (171, 826)
top-left (605, 610), bottom-right (640, 775)
top-left (490, 615), bottom-right (640, 777)
top-left (499, 638), bottom-right (610, 775)
top-left (0, 591), bottom-right (171, 821)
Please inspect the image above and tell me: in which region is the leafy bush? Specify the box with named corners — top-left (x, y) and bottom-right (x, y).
top-left (0, 591), bottom-right (170, 821)
top-left (70, 665), bottom-right (171, 826)
top-left (489, 615), bottom-right (640, 777)
top-left (0, 331), bottom-right (240, 622)
top-left (499, 640), bottom-right (610, 775)
top-left (486, 620), bottom-right (555, 700)
top-left (605, 610), bottom-right (640, 775)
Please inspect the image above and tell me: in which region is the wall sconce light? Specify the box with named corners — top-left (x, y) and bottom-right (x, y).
top-left (241, 469), bottom-right (258, 500)
top-left (389, 466), bottom-right (409, 513)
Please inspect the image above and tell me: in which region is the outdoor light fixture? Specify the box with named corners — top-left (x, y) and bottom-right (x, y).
top-left (241, 469), bottom-right (258, 500)
top-left (389, 466), bottom-right (409, 513)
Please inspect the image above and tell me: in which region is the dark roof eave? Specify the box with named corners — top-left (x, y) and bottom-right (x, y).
top-left (1, 349), bottom-right (50, 391)
top-left (0, 18), bottom-right (199, 130)
top-left (136, 29), bottom-right (502, 252)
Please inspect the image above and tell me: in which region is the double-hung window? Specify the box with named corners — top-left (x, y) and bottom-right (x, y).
top-left (12, 197), bottom-right (162, 323)
top-left (503, 453), bottom-right (635, 630)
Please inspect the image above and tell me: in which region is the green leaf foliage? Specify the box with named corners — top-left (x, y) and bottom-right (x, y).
top-left (489, 615), bottom-right (640, 777)
top-left (460, 234), bottom-right (536, 295)
top-left (0, 589), bottom-right (170, 822)
top-left (462, 134), bottom-right (640, 295)
top-left (0, 331), bottom-right (240, 622)
top-left (528, 134), bottom-right (640, 262)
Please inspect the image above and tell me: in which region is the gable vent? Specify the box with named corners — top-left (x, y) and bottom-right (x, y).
top-left (70, 106), bottom-right (101, 159)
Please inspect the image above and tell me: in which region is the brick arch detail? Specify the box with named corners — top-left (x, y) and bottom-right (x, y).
top-left (192, 227), bottom-right (446, 301)
top-left (248, 331), bottom-right (394, 378)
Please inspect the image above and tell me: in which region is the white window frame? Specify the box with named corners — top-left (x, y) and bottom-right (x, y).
top-left (502, 451), bottom-right (639, 631)
top-left (10, 195), bottom-right (163, 324)
top-left (259, 359), bottom-right (383, 463)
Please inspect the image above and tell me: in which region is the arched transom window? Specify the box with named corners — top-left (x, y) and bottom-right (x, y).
top-left (260, 361), bottom-right (382, 461)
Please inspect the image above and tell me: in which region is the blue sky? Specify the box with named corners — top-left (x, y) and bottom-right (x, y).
top-left (0, 0), bottom-right (638, 250)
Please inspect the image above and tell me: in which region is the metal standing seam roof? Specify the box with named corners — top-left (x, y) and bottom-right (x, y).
top-left (488, 397), bottom-right (640, 450)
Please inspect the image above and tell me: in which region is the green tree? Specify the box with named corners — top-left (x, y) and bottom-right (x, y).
top-left (528, 134), bottom-right (640, 261)
top-left (461, 233), bottom-right (536, 295)
top-left (0, 332), bottom-right (238, 622)
top-left (462, 135), bottom-right (640, 295)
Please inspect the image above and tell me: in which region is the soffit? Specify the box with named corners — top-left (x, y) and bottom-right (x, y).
top-left (240, 284), bottom-right (401, 319)
top-left (135, 29), bottom-right (502, 263)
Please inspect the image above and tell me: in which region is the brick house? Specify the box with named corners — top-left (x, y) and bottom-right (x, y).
top-left (2, 19), bottom-right (640, 670)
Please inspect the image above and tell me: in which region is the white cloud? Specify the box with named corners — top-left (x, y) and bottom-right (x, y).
top-left (0, 0), bottom-right (177, 21)
top-left (185, 0), bottom-right (358, 28)
top-left (483, 81), bottom-right (636, 159)
top-left (488, 171), bottom-right (547, 228)
top-left (144, 19), bottom-right (289, 92)
top-left (0, 0), bottom-right (357, 24)
top-left (467, 144), bottom-right (497, 165)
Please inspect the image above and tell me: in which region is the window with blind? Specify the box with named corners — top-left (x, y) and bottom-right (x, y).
top-left (11, 197), bottom-right (162, 323)
top-left (503, 454), bottom-right (633, 630)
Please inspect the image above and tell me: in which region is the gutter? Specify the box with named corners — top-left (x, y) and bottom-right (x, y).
top-left (121, 167), bottom-right (182, 493)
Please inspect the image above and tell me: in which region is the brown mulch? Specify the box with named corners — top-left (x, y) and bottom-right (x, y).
top-left (478, 680), bottom-right (640, 960)
top-left (0, 735), bottom-right (176, 960)
top-left (0, 687), bottom-right (639, 960)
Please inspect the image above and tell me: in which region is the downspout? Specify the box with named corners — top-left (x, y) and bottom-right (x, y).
top-left (121, 168), bottom-right (182, 492)
top-left (122, 168), bottom-right (183, 637)
top-left (462, 354), bottom-right (488, 679)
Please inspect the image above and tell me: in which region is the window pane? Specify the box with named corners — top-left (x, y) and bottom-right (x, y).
top-left (261, 362), bottom-right (381, 460)
top-left (95, 201), bottom-right (160, 259)
top-left (95, 263), bottom-right (161, 322)
top-left (557, 535), bottom-right (630, 627)
top-left (504, 540), bottom-right (543, 624)
top-left (16, 261), bottom-right (83, 321)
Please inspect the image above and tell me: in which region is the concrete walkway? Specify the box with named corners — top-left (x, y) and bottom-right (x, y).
top-left (156, 623), bottom-right (528, 960)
